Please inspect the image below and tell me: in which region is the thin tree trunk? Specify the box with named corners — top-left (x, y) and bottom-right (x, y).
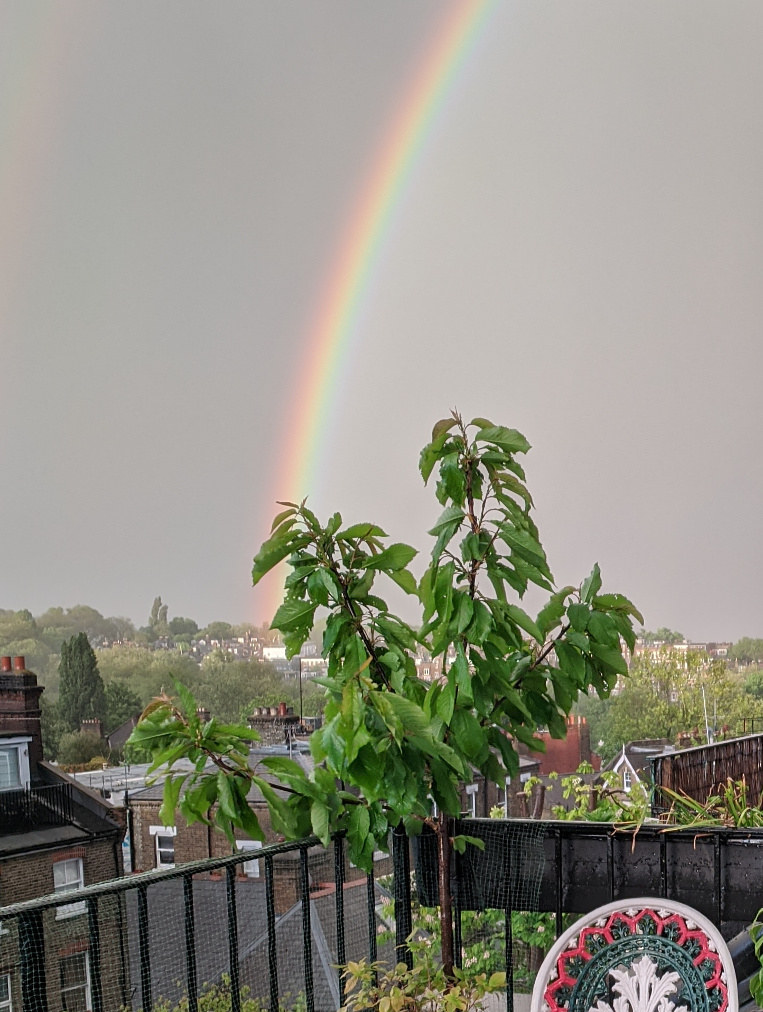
top-left (437, 813), bottom-right (455, 977)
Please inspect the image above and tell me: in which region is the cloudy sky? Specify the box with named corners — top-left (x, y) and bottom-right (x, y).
top-left (1, 2), bottom-right (762, 639)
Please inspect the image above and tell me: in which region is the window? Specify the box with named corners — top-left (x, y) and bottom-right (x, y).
top-left (0, 750), bottom-right (20, 791)
top-left (504, 776), bottom-right (512, 816)
top-left (236, 840), bottom-right (262, 878)
top-left (0, 739), bottom-right (31, 792)
top-left (465, 783), bottom-right (478, 818)
top-left (53, 859), bottom-right (85, 918)
top-left (150, 825), bottom-right (177, 869)
top-left (623, 767), bottom-right (632, 792)
top-left (60, 952), bottom-right (91, 1012)
top-left (0, 973), bottom-right (11, 1012)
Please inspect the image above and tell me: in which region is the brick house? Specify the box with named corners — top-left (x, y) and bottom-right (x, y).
top-left (527, 716), bottom-right (601, 775)
top-left (0, 656), bottom-right (127, 1012)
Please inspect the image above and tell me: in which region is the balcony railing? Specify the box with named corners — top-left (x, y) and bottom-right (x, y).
top-left (0, 783), bottom-right (73, 833)
top-left (0, 821), bottom-right (760, 1012)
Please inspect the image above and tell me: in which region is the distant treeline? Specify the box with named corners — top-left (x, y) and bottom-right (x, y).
top-left (0, 603), bottom-right (325, 764)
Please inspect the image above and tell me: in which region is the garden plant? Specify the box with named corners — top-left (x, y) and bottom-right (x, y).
top-left (130, 411), bottom-right (641, 976)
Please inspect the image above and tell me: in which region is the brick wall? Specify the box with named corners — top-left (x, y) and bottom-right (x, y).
top-left (529, 716), bottom-right (600, 775)
top-left (0, 838), bottom-right (121, 905)
top-left (130, 799), bottom-right (281, 873)
top-left (0, 839), bottom-right (127, 1012)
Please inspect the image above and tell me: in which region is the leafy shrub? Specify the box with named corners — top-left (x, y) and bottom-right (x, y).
top-left (56, 731), bottom-right (107, 767)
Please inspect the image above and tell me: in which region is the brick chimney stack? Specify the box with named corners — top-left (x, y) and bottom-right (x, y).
top-left (0, 657), bottom-right (44, 773)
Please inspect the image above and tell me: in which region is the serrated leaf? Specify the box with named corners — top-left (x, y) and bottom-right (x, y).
top-left (589, 641), bottom-right (628, 676)
top-left (159, 774), bottom-right (187, 826)
top-left (503, 603), bottom-right (543, 644)
top-left (310, 802), bottom-right (331, 846)
top-left (388, 568), bottom-right (418, 596)
top-left (581, 563), bottom-right (602, 603)
top-left (475, 425), bottom-right (531, 455)
top-left (270, 508), bottom-right (297, 532)
top-left (362, 543), bottom-right (417, 572)
top-left (432, 417), bottom-right (458, 441)
top-left (271, 598), bottom-right (317, 634)
top-left (337, 523), bottom-right (388, 540)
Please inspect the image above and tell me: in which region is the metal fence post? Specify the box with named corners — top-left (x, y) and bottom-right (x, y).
top-left (392, 823), bottom-right (413, 970)
top-left (19, 910), bottom-right (47, 1012)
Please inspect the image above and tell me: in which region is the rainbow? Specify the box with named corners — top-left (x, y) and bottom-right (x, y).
top-left (262, 0), bottom-right (499, 620)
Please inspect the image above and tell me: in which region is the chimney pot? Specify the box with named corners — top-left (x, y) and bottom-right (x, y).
top-left (13, 656), bottom-right (25, 671)
top-left (0, 657), bottom-right (11, 673)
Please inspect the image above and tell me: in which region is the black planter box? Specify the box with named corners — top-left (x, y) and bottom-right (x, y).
top-left (415, 818), bottom-right (763, 934)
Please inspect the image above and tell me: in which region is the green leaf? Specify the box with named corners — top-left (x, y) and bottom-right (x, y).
top-left (437, 681), bottom-right (455, 724)
top-left (388, 568), bottom-right (418, 596)
top-left (475, 425), bottom-right (531, 455)
top-left (503, 604), bottom-right (543, 644)
top-left (593, 593), bottom-right (644, 625)
top-left (452, 645), bottom-right (472, 704)
top-left (451, 710), bottom-right (487, 763)
top-left (465, 600), bottom-right (492, 645)
top-left (589, 641), bottom-right (628, 676)
top-left (270, 508), bottom-right (297, 532)
top-left (271, 598), bottom-right (317, 635)
top-left (362, 543), bottom-right (417, 572)
top-left (581, 563), bottom-right (602, 603)
top-left (432, 417), bottom-right (458, 441)
top-left (337, 523), bottom-right (388, 540)
top-left (588, 611), bottom-right (619, 647)
top-left (310, 801), bottom-right (331, 846)
top-left (453, 834), bottom-right (486, 852)
top-left (159, 774), bottom-right (187, 826)
top-left (555, 641), bottom-right (585, 683)
top-left (428, 505), bottom-right (464, 539)
top-left (536, 590), bottom-right (572, 638)
top-left (567, 603), bottom-right (590, 632)
top-left (381, 692), bottom-right (430, 735)
top-left (252, 530), bottom-right (305, 586)
top-left (470, 416), bottom-right (494, 428)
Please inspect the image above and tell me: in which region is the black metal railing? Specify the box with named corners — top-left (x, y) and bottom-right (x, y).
top-left (0, 832), bottom-right (410, 1012)
top-left (0, 783), bottom-right (73, 832)
top-left (1, 819), bottom-right (762, 1012)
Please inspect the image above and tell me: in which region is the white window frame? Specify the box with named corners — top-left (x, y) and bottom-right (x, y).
top-left (53, 859), bottom-right (85, 919)
top-left (59, 951), bottom-right (91, 1012)
top-left (0, 738), bottom-right (31, 792)
top-left (150, 825), bottom-right (177, 869)
top-left (0, 972), bottom-right (11, 1012)
top-left (504, 776), bottom-right (512, 817)
top-left (465, 783), bottom-right (478, 818)
top-left (236, 840), bottom-right (263, 878)
top-left (623, 767), bottom-right (633, 792)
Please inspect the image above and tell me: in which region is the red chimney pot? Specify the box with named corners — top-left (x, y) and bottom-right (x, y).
top-left (13, 656), bottom-right (25, 671)
top-left (0, 657), bottom-right (11, 672)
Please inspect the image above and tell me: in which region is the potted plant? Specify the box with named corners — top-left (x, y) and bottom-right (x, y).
top-left (130, 411), bottom-right (640, 978)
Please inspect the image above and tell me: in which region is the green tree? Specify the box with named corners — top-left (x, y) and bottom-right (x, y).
top-left (57, 731), bottom-right (107, 767)
top-left (97, 645), bottom-right (199, 704)
top-left (104, 681), bottom-right (143, 733)
top-left (202, 621), bottom-right (233, 641)
top-left (640, 627), bottom-right (684, 645)
top-left (599, 649), bottom-right (759, 751)
top-left (169, 616), bottom-right (199, 637)
top-left (130, 412), bottom-right (640, 975)
top-left (40, 697), bottom-right (69, 760)
top-left (149, 597), bottom-right (170, 639)
top-left (58, 633), bottom-right (106, 731)
top-left (730, 638), bottom-right (763, 666)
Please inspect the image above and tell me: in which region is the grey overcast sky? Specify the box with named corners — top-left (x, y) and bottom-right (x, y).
top-left (1, 2), bottom-right (762, 639)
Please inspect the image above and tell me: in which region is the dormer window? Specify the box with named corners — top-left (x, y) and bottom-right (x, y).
top-left (0, 738), bottom-right (31, 791)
